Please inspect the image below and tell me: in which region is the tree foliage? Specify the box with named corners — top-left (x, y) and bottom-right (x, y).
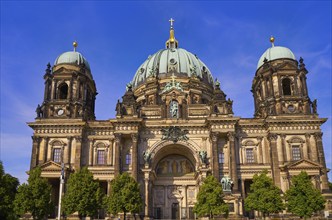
top-left (105, 172), bottom-right (142, 219)
top-left (244, 170), bottom-right (284, 218)
top-left (14, 166), bottom-right (52, 220)
top-left (328, 182), bottom-right (332, 191)
top-left (193, 175), bottom-right (229, 218)
top-left (0, 161), bottom-right (20, 220)
top-left (62, 167), bottom-right (104, 218)
top-left (285, 171), bottom-right (325, 218)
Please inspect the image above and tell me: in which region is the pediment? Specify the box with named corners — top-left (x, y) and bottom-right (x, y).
top-left (40, 161), bottom-right (62, 171)
top-left (276, 61), bottom-right (298, 70)
top-left (287, 159), bottom-right (321, 170)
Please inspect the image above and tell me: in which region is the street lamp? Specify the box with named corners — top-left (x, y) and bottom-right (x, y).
top-left (57, 150), bottom-right (65, 220)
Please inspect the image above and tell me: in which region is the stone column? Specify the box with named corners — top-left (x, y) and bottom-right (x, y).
top-left (42, 137), bottom-right (49, 163)
top-left (314, 132), bottom-right (330, 191)
top-left (279, 134), bottom-right (285, 163)
top-left (74, 136), bottom-right (82, 170)
top-left (228, 132), bottom-right (238, 191)
top-left (68, 79), bottom-right (72, 100)
top-left (257, 137), bottom-right (263, 164)
top-left (241, 179), bottom-right (246, 197)
top-left (109, 139), bottom-right (114, 165)
top-left (89, 139), bottom-right (94, 166)
top-left (51, 80), bottom-right (56, 100)
top-left (30, 136), bottom-right (40, 169)
top-left (114, 134), bottom-right (121, 176)
top-left (142, 168), bottom-right (151, 218)
top-left (131, 134), bottom-right (138, 181)
top-left (211, 132), bottom-right (219, 181)
top-left (305, 133), bottom-right (311, 160)
top-left (65, 137), bottom-right (72, 165)
top-left (268, 134), bottom-right (281, 188)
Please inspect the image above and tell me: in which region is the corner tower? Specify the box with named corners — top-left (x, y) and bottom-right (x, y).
top-left (37, 42), bottom-right (97, 120)
top-left (252, 37), bottom-right (314, 118)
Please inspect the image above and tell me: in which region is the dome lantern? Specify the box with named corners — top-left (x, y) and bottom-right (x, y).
top-left (166, 18), bottom-right (178, 49)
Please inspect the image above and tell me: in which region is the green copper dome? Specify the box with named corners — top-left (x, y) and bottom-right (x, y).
top-left (54, 51), bottom-right (91, 70)
top-left (257, 37), bottom-right (296, 70)
top-left (132, 48), bottom-right (214, 88)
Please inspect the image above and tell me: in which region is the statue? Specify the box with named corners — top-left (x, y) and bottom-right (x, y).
top-left (143, 150), bottom-right (151, 165)
top-left (36, 104), bottom-right (43, 118)
top-left (312, 99), bottom-right (317, 114)
top-left (170, 101), bottom-right (178, 118)
top-left (221, 176), bottom-right (233, 192)
top-left (199, 151), bottom-right (207, 164)
top-left (116, 100), bottom-right (122, 115)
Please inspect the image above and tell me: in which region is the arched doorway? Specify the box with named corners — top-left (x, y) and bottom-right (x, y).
top-left (151, 144), bottom-right (199, 220)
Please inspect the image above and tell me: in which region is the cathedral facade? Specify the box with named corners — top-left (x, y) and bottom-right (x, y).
top-left (28, 22), bottom-right (331, 219)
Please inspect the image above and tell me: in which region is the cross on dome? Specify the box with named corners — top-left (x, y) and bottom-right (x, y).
top-left (169, 18), bottom-right (175, 28)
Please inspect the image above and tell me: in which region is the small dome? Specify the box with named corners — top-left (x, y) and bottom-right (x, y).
top-left (257, 46), bottom-right (296, 70)
top-left (132, 48), bottom-right (214, 88)
top-left (54, 51), bottom-right (91, 70)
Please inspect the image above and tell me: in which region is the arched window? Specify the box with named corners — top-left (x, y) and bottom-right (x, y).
top-left (282, 78), bottom-right (292, 96)
top-left (58, 83), bottom-right (68, 99)
top-left (51, 141), bottom-right (63, 163)
top-left (95, 143), bottom-right (106, 165)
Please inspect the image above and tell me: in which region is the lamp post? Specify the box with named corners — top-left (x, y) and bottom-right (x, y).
top-left (57, 159), bottom-right (65, 219)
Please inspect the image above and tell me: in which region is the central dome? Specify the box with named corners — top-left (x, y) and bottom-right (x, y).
top-left (131, 20), bottom-right (214, 89)
top-left (131, 48), bottom-right (214, 88)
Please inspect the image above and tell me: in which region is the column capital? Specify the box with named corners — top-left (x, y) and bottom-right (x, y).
top-left (268, 133), bottom-right (278, 142)
top-left (314, 132), bottom-right (323, 141)
top-left (305, 133), bottom-right (311, 139)
top-left (114, 134), bottom-right (122, 143)
top-left (279, 134), bottom-right (286, 140)
top-left (74, 136), bottom-right (82, 143)
top-left (227, 131), bottom-right (235, 140)
top-left (131, 133), bottom-right (138, 142)
top-left (210, 132), bottom-right (219, 142)
top-left (31, 136), bottom-right (40, 142)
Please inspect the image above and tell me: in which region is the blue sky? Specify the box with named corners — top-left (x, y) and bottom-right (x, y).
top-left (1, 1), bottom-right (331, 183)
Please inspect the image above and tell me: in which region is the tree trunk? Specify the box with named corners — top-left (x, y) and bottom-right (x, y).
top-left (124, 212), bottom-right (126, 220)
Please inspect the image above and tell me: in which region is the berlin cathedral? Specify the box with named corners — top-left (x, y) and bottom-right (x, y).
top-left (28, 20), bottom-right (331, 219)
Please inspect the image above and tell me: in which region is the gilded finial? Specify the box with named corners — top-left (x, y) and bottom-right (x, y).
top-left (166, 18), bottom-right (178, 49)
top-left (73, 41), bottom-right (78, 52)
top-left (270, 36), bottom-right (275, 47)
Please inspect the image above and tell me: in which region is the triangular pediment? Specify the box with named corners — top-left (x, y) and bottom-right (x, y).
top-left (287, 159), bottom-right (321, 170)
top-left (40, 161), bottom-right (62, 171)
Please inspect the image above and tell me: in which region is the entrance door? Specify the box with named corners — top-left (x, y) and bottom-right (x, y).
top-left (171, 203), bottom-right (179, 219)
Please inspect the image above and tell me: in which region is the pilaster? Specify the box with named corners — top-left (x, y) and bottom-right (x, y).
top-left (211, 132), bottom-right (219, 181)
top-left (30, 136), bottom-right (40, 169)
top-left (131, 133), bottom-right (138, 180)
top-left (74, 136), bottom-right (82, 170)
top-left (228, 132), bottom-right (238, 191)
top-left (268, 133), bottom-right (281, 188)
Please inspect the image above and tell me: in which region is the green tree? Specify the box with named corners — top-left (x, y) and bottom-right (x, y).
top-left (285, 171), bottom-right (325, 219)
top-left (328, 182), bottom-right (332, 191)
top-left (193, 175), bottom-right (229, 218)
top-left (14, 166), bottom-right (52, 220)
top-left (62, 167), bottom-right (104, 219)
top-left (105, 172), bottom-right (143, 220)
top-left (0, 161), bottom-right (20, 220)
top-left (244, 170), bottom-right (284, 219)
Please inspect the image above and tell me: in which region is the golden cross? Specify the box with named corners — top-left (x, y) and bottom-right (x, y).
top-left (169, 18), bottom-right (175, 27)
